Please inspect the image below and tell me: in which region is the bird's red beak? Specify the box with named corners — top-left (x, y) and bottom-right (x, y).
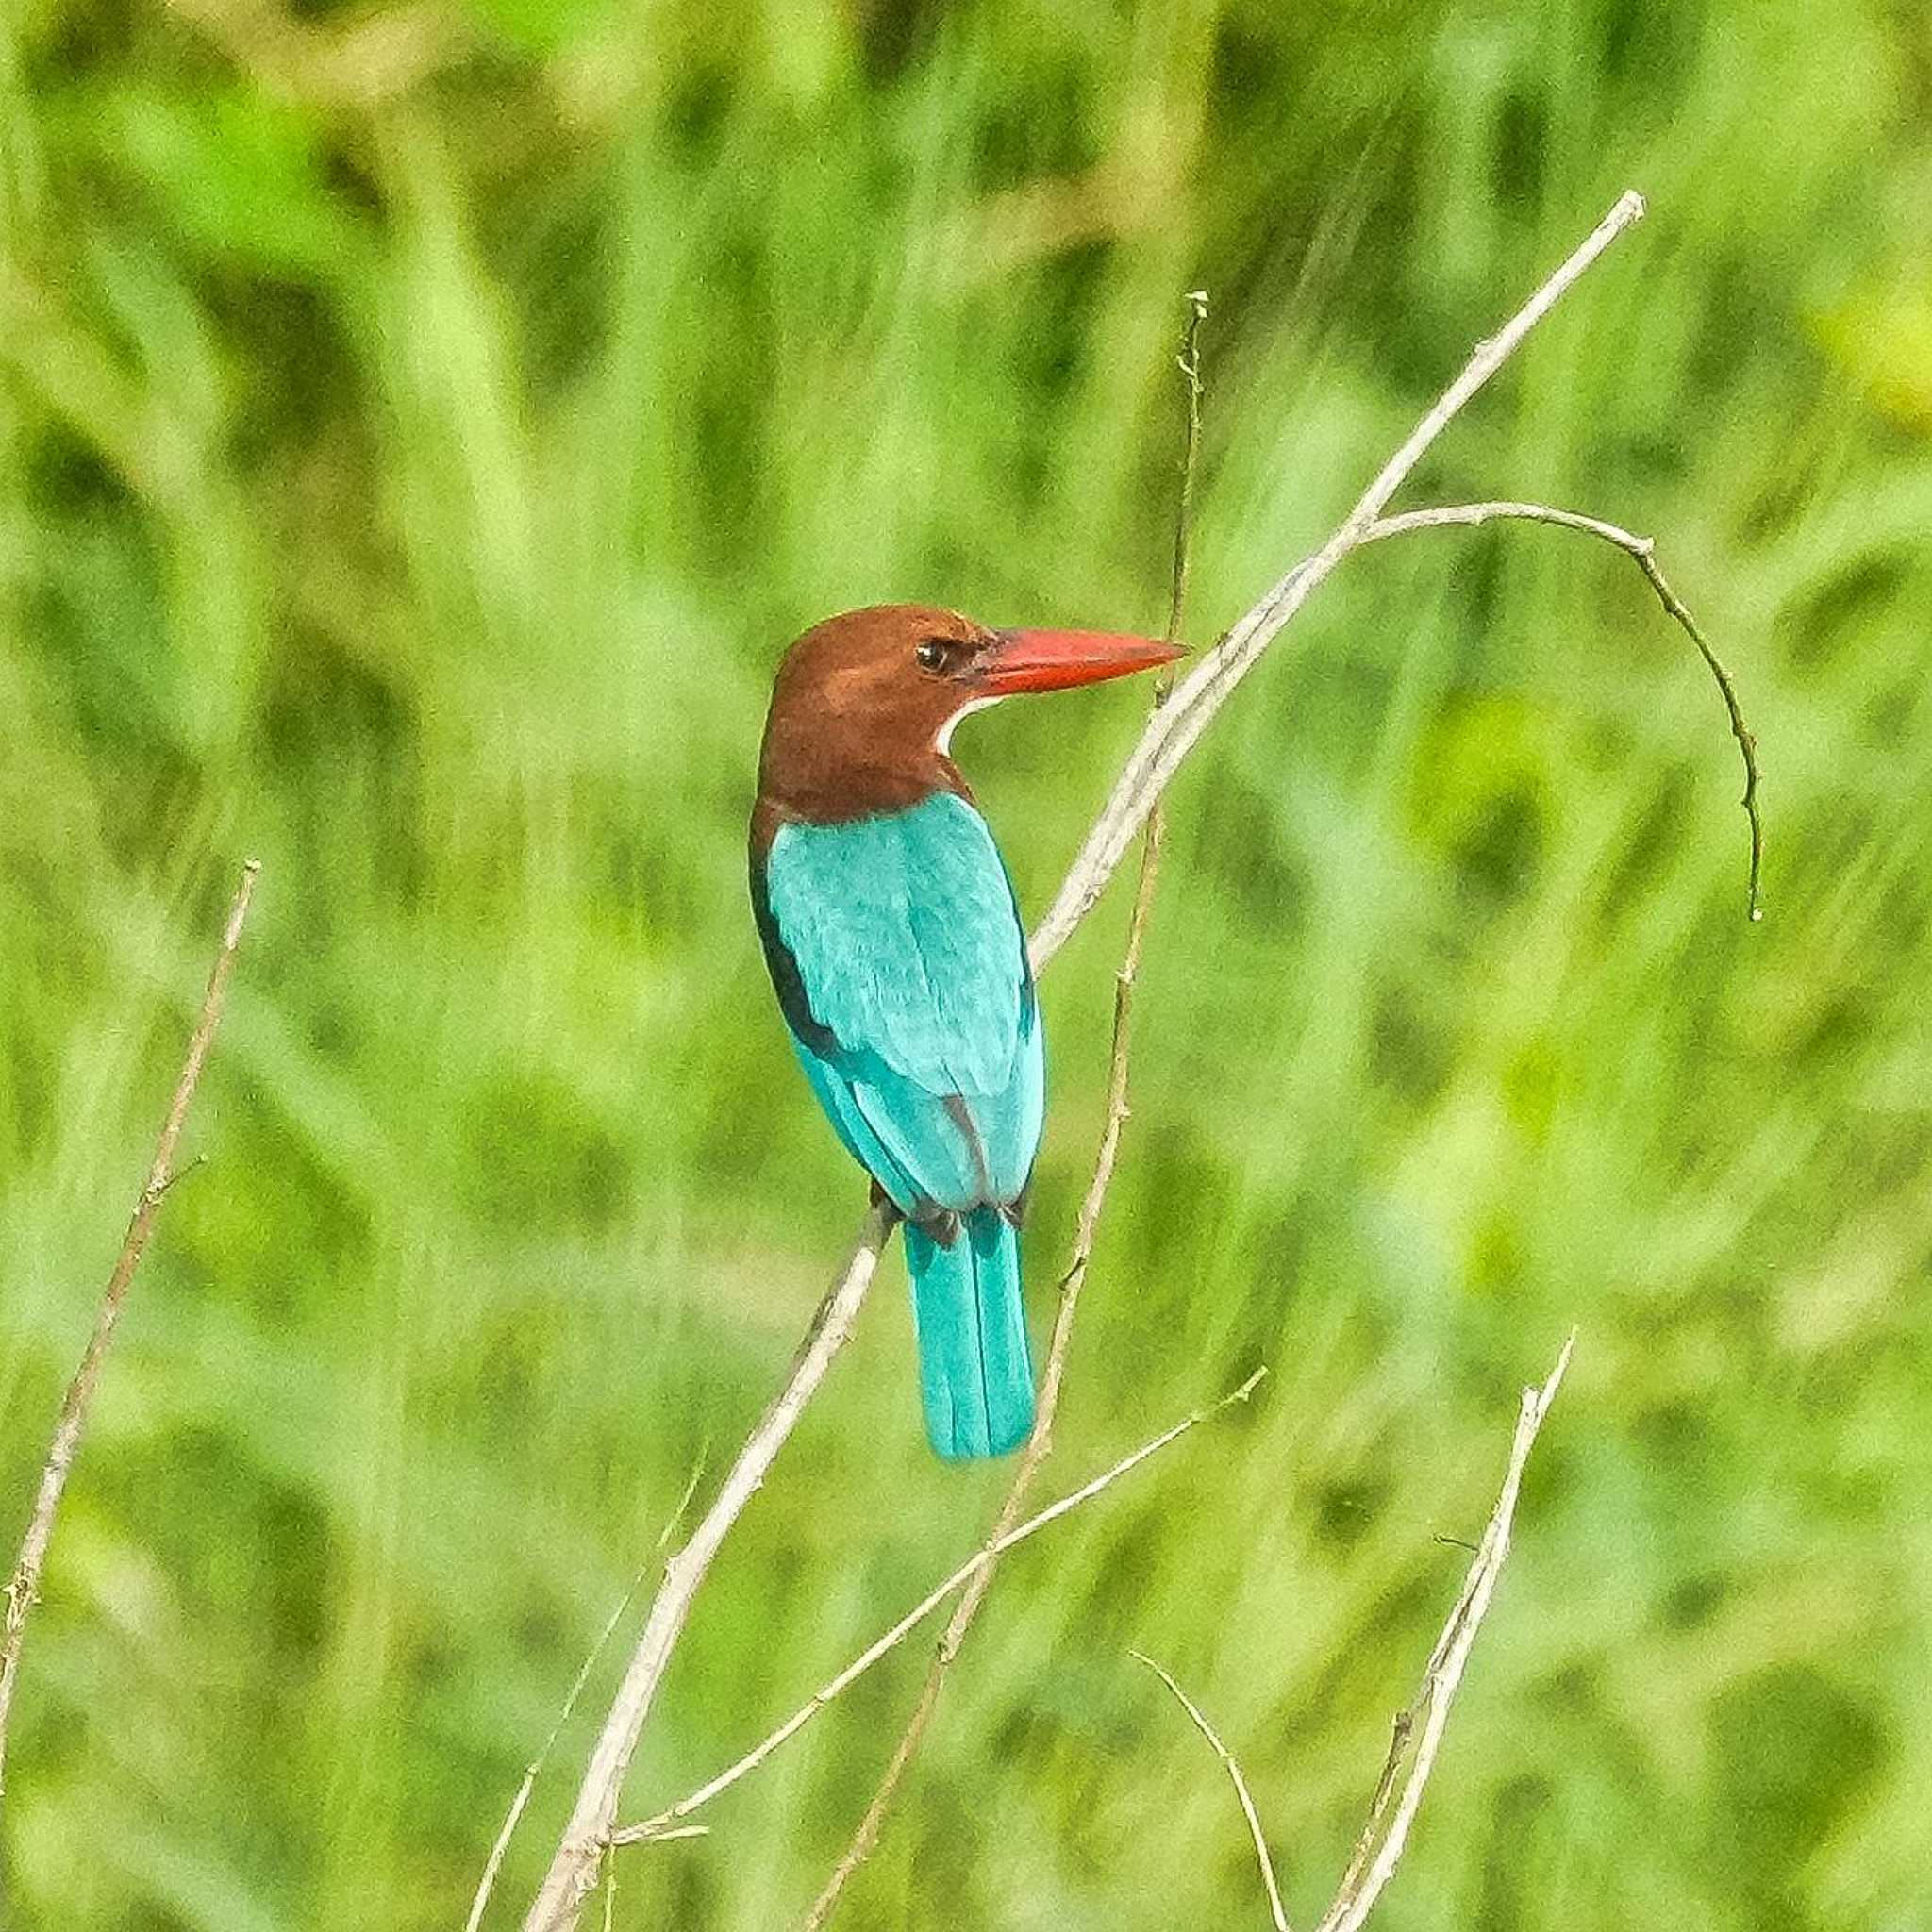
top-left (978, 627), bottom-right (1184, 696)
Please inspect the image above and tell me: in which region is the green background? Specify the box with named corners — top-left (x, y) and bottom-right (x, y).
top-left (3, 2), bottom-right (1928, 1926)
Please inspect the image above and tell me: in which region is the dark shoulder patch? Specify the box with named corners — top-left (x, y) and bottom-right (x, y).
top-left (749, 848), bottom-right (841, 1058)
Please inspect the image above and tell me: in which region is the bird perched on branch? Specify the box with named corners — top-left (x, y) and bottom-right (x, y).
top-left (751, 605), bottom-right (1180, 1459)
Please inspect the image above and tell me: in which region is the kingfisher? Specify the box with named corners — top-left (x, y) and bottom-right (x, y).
top-left (750, 605), bottom-right (1181, 1459)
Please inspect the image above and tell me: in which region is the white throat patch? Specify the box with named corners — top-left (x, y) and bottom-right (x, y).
top-left (935, 694), bottom-right (1005, 757)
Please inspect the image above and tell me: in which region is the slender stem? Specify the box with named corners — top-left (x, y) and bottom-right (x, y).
top-left (0, 858), bottom-right (260, 1805)
top-left (1132, 1650), bottom-right (1291, 1932)
top-left (1361, 500), bottom-right (1763, 919)
top-left (1165, 290), bottom-right (1210, 648)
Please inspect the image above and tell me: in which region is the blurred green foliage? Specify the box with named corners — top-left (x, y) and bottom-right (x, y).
top-left (3, 1), bottom-right (1929, 1926)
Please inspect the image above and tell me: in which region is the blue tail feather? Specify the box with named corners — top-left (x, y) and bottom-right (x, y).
top-left (903, 1209), bottom-right (1034, 1459)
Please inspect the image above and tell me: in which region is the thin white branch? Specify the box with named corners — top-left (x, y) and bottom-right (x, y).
top-left (1132, 1650), bottom-right (1291, 1932)
top-left (518, 1205), bottom-right (893, 1930)
top-left (1366, 499), bottom-right (1649, 552)
top-left (1314, 1332), bottom-right (1574, 1932)
top-left (1029, 192), bottom-right (1646, 970)
top-left (609, 1369), bottom-right (1267, 1850)
top-left (0, 858), bottom-right (259, 1806)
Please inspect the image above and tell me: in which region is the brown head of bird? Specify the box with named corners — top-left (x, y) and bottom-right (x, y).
top-left (755, 603), bottom-right (1183, 833)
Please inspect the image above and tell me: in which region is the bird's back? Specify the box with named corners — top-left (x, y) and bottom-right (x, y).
top-left (755, 791), bottom-right (1041, 1217)
top-left (748, 600), bottom-right (1176, 1457)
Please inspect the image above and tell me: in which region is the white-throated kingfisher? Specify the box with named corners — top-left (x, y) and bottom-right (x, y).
top-left (751, 605), bottom-right (1180, 1459)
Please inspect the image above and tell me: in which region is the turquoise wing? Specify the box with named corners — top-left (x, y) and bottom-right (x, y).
top-left (758, 792), bottom-right (1042, 1214)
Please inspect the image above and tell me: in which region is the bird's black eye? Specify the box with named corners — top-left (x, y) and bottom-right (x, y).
top-left (915, 638), bottom-right (948, 672)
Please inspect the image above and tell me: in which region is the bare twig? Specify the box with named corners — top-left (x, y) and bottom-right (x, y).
top-left (610, 1369), bottom-right (1266, 1849)
top-left (519, 1202), bottom-right (894, 1930)
top-left (465, 1459), bottom-right (707, 1932)
top-left (1165, 291), bottom-right (1212, 644)
top-left (522, 196), bottom-right (1651, 1930)
top-left (797, 288), bottom-right (1214, 1932)
top-left (1361, 501), bottom-right (1763, 919)
top-left (1029, 191), bottom-right (1649, 971)
top-left (1132, 1650), bottom-right (1291, 1932)
top-left (0, 858), bottom-right (260, 1803)
top-left (1314, 1333), bottom-right (1574, 1932)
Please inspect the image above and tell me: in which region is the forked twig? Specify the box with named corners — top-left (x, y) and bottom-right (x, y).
top-left (0, 858), bottom-right (260, 1805)
top-left (610, 1370), bottom-right (1266, 1849)
top-left (795, 287), bottom-right (1213, 1932)
top-left (1132, 1650), bottom-right (1291, 1932)
top-left (1131, 1337), bottom-right (1574, 1932)
top-left (1313, 1333), bottom-right (1574, 1932)
top-left (1029, 192), bottom-right (1651, 970)
top-left (1362, 501), bottom-right (1763, 918)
